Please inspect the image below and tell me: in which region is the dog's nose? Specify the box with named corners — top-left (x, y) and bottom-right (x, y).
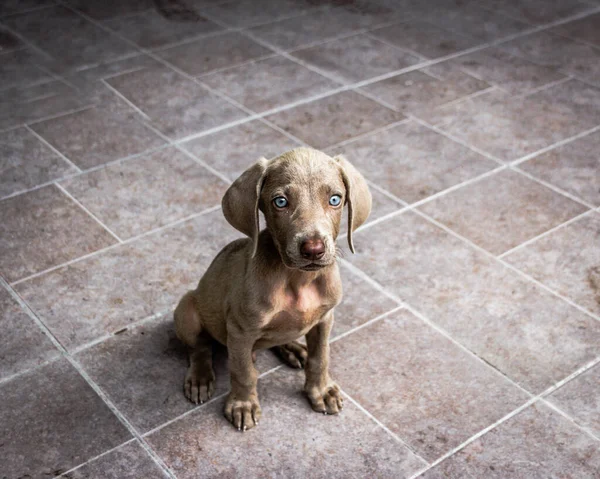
top-left (300, 238), bottom-right (325, 260)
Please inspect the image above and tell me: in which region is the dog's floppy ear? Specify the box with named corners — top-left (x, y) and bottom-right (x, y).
top-left (222, 157), bottom-right (269, 257)
top-left (334, 154), bottom-right (372, 254)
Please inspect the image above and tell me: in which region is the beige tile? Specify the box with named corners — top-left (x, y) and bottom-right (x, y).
top-left (265, 90), bottom-right (404, 148)
top-left (201, 55), bottom-right (338, 113)
top-left (347, 211), bottom-right (600, 393)
top-left (519, 130), bottom-right (600, 206)
top-left (330, 309), bottom-right (529, 460)
top-left (504, 212), bottom-right (600, 315)
top-left (423, 403), bottom-right (600, 478)
top-left (60, 147), bottom-right (228, 239)
top-left (419, 170), bottom-right (588, 254)
top-left (0, 185), bottom-right (117, 282)
top-left (332, 120), bottom-right (497, 203)
top-left (147, 367), bottom-right (426, 477)
top-left (14, 209), bottom-right (241, 349)
top-left (0, 359), bottom-right (131, 478)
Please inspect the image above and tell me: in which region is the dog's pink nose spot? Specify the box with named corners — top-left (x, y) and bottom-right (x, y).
top-left (300, 239), bottom-right (325, 260)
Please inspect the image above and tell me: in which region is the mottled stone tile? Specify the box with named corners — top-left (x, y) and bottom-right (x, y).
top-left (14, 209), bottom-right (240, 349)
top-left (331, 120), bottom-right (497, 203)
top-left (369, 21), bottom-right (480, 59)
top-left (504, 212), bottom-right (600, 315)
top-left (420, 170), bottom-right (588, 254)
top-left (485, 0), bottom-right (593, 24)
top-left (0, 185), bottom-right (117, 282)
top-left (247, 3), bottom-right (402, 50)
top-left (0, 49), bottom-right (51, 91)
top-left (60, 147), bottom-right (227, 239)
top-left (265, 90), bottom-right (404, 148)
top-left (181, 120), bottom-right (300, 180)
top-left (519, 130), bottom-right (600, 206)
top-left (201, 55), bottom-right (338, 113)
top-left (347, 211), bottom-right (600, 393)
top-left (291, 33), bottom-right (421, 84)
top-left (0, 285), bottom-right (59, 380)
top-left (104, 9), bottom-right (222, 49)
top-left (551, 12), bottom-right (600, 47)
top-left (549, 364), bottom-right (600, 438)
top-left (423, 403), bottom-right (600, 478)
top-left (3, 6), bottom-right (137, 72)
top-left (447, 47), bottom-right (566, 94)
top-left (31, 98), bottom-right (166, 169)
top-left (330, 309), bottom-right (529, 460)
top-left (361, 63), bottom-right (489, 114)
top-left (0, 0), bottom-right (55, 17)
top-left (501, 31), bottom-right (600, 85)
top-left (0, 27), bottom-right (23, 52)
top-left (0, 126), bottom-right (77, 198)
top-left (106, 65), bottom-right (247, 139)
top-left (0, 358), bottom-right (131, 478)
top-left (147, 367), bottom-right (425, 478)
top-left (424, 81), bottom-right (600, 161)
top-left (64, 0), bottom-right (153, 20)
top-left (62, 441), bottom-right (167, 479)
top-left (155, 32), bottom-right (272, 76)
top-left (201, 0), bottom-right (316, 28)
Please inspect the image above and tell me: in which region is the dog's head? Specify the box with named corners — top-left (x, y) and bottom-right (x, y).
top-left (222, 147), bottom-right (371, 270)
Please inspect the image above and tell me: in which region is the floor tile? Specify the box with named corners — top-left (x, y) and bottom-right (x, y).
top-left (501, 31), bottom-right (600, 85)
top-left (347, 211), bottom-right (600, 393)
top-left (504, 212), bottom-right (600, 315)
top-left (330, 309), bottom-right (529, 460)
top-left (291, 33), bottom-right (421, 83)
top-left (0, 185), bottom-right (117, 282)
top-left (0, 49), bottom-right (51, 91)
top-left (14, 209), bottom-right (241, 349)
top-left (331, 120), bottom-right (497, 203)
top-left (63, 441), bottom-right (167, 479)
top-left (420, 169), bottom-right (588, 254)
top-left (201, 0), bottom-right (315, 28)
top-left (0, 358), bottom-right (131, 478)
top-left (60, 147), bottom-right (228, 239)
top-left (423, 402), bottom-right (600, 478)
top-left (180, 120), bottom-right (300, 181)
top-left (147, 367), bottom-right (426, 478)
top-left (0, 126), bottom-right (77, 198)
top-left (447, 47), bottom-right (566, 94)
top-left (201, 55), bottom-right (338, 113)
top-left (551, 12), bottom-right (600, 47)
top-left (369, 20), bottom-right (480, 59)
top-left (361, 63), bottom-right (489, 114)
top-left (423, 80), bottom-right (600, 161)
top-left (339, 185), bottom-right (404, 236)
top-left (31, 98), bottom-right (166, 170)
top-left (484, 0), bottom-right (593, 24)
top-left (64, 0), bottom-right (153, 20)
top-left (105, 65), bottom-right (247, 139)
top-left (104, 9), bottom-right (222, 49)
top-left (3, 6), bottom-right (137, 72)
top-left (548, 364), bottom-right (600, 439)
top-left (265, 90), bottom-right (404, 148)
top-left (519, 130), bottom-right (600, 206)
top-left (0, 0), bottom-right (55, 17)
top-left (0, 28), bottom-right (23, 52)
top-left (0, 285), bottom-right (59, 381)
top-left (247, 3), bottom-right (402, 51)
top-left (155, 32), bottom-right (272, 76)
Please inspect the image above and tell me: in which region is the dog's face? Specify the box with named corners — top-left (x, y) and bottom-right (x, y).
top-left (260, 151), bottom-right (345, 270)
top-left (222, 147), bottom-right (372, 269)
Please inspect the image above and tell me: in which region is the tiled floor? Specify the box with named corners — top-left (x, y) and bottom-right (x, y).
top-left (1, 0), bottom-right (599, 477)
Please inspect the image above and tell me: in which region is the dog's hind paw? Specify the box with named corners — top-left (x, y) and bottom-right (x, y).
top-left (272, 341), bottom-right (308, 368)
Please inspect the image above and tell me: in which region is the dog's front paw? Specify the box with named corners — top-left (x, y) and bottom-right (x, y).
top-left (305, 383), bottom-right (343, 415)
top-left (184, 366), bottom-right (215, 405)
top-left (224, 393), bottom-right (262, 431)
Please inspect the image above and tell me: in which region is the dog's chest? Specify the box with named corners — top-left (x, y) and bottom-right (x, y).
top-left (266, 282), bottom-right (331, 333)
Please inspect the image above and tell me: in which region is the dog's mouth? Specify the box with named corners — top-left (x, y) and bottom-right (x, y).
top-left (299, 263), bottom-right (326, 272)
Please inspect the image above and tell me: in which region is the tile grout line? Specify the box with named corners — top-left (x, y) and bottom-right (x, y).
top-left (54, 183), bottom-right (124, 243)
top-left (512, 75), bottom-right (573, 98)
top-left (329, 305), bottom-right (405, 345)
top-left (24, 125), bottom-right (82, 173)
top-left (56, 438), bottom-right (138, 478)
top-left (540, 398), bottom-right (600, 443)
top-left (498, 209), bottom-right (597, 259)
top-left (100, 79), bottom-right (151, 120)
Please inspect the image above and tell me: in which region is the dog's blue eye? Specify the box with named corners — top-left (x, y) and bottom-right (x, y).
top-left (273, 197), bottom-right (288, 208)
top-left (329, 195), bottom-right (342, 206)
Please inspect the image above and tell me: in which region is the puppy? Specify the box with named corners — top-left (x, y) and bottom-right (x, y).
top-left (174, 147), bottom-right (371, 430)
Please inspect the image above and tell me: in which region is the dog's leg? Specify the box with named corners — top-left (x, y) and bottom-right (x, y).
top-left (304, 313), bottom-right (343, 415)
top-left (271, 341), bottom-right (308, 368)
top-left (184, 333), bottom-right (215, 404)
top-left (224, 333), bottom-right (261, 431)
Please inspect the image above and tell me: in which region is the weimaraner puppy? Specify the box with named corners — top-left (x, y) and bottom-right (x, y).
top-left (174, 147), bottom-right (372, 430)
